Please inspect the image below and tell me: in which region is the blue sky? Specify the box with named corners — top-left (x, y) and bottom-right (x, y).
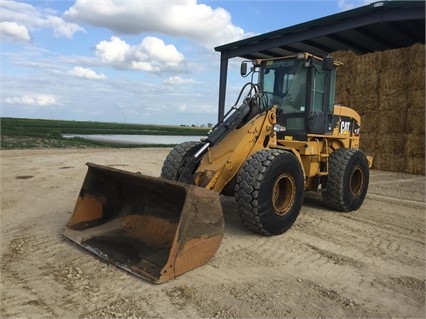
top-left (1, 0), bottom-right (375, 125)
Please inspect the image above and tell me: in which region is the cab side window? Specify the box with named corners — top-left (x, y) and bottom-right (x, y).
top-left (311, 64), bottom-right (325, 113)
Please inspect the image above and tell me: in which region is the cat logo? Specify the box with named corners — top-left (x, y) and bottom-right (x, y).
top-left (340, 121), bottom-right (351, 135)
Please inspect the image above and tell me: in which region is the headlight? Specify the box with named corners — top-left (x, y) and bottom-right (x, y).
top-left (273, 124), bottom-right (286, 132)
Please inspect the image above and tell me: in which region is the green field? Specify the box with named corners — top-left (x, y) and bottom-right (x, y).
top-left (0, 117), bottom-right (209, 149)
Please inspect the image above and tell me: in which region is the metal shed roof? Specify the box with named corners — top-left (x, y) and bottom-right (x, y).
top-left (214, 0), bottom-right (425, 119)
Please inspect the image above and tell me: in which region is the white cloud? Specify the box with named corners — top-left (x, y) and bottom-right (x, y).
top-left (337, 0), bottom-right (377, 10)
top-left (163, 76), bottom-right (195, 86)
top-left (3, 94), bottom-right (58, 106)
top-left (0, 21), bottom-right (31, 42)
top-left (64, 0), bottom-right (251, 47)
top-left (95, 36), bottom-right (185, 72)
top-left (95, 36), bottom-right (130, 64)
top-left (0, 0), bottom-right (85, 42)
top-left (69, 66), bottom-right (107, 80)
top-left (177, 103), bottom-right (216, 114)
top-left (43, 15), bottom-right (85, 38)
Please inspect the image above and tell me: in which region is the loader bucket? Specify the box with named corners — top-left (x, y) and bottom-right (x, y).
top-left (64, 163), bottom-right (224, 284)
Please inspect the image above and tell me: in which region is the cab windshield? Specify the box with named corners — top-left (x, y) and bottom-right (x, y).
top-left (260, 58), bottom-right (307, 114)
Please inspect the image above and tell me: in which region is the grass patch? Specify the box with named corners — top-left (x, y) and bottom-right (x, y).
top-left (1, 117), bottom-right (208, 136)
top-left (1, 117), bottom-right (206, 150)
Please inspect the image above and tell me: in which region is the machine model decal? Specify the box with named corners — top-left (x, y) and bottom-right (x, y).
top-left (266, 60), bottom-right (295, 68)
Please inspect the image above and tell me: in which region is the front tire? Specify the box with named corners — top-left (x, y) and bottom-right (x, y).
top-left (323, 148), bottom-right (369, 211)
top-left (160, 141), bottom-right (201, 181)
top-left (235, 149), bottom-right (305, 235)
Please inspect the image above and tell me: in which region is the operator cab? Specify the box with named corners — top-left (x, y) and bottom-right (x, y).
top-left (243, 53), bottom-right (338, 140)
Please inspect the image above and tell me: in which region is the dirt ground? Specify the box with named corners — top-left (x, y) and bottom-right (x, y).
top-left (1, 148), bottom-right (425, 319)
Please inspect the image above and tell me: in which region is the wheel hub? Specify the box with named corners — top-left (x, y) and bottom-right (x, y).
top-left (350, 166), bottom-right (364, 197)
top-left (272, 173), bottom-right (296, 216)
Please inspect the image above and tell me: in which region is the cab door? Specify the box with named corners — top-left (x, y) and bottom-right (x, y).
top-left (307, 58), bottom-right (336, 135)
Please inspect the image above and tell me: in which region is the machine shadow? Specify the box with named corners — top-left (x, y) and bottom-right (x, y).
top-left (302, 191), bottom-right (326, 209)
top-left (220, 196), bottom-right (252, 236)
top-left (220, 191), bottom-right (331, 237)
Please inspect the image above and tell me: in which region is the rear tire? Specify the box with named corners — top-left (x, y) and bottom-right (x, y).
top-left (160, 141), bottom-right (202, 181)
top-left (323, 148), bottom-right (369, 211)
top-left (235, 149), bottom-right (304, 235)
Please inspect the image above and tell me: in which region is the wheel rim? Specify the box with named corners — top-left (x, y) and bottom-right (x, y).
top-left (272, 173), bottom-right (296, 216)
top-left (350, 166), bottom-right (364, 197)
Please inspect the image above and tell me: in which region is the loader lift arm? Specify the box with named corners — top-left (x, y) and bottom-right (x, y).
top-left (179, 83), bottom-right (262, 185)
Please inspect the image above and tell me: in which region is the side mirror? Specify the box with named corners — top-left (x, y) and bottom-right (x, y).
top-left (240, 62), bottom-right (248, 76)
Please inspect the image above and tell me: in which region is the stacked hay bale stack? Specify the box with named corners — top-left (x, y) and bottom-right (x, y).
top-left (332, 43), bottom-right (425, 175)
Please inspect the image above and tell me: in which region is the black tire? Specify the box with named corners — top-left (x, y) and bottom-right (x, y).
top-left (323, 148), bottom-right (369, 212)
top-left (235, 149), bottom-right (305, 236)
top-left (160, 141), bottom-right (202, 181)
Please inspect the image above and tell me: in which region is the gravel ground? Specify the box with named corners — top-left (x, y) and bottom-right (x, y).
top-left (1, 148), bottom-right (425, 318)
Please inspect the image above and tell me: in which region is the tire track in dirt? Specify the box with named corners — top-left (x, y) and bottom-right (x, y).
top-left (299, 195), bottom-right (424, 263)
top-left (1, 223), bottom-right (58, 318)
top-left (1, 149), bottom-right (175, 319)
top-left (295, 198), bottom-right (424, 316)
top-left (190, 228), bottom-right (373, 316)
top-left (2, 217), bottom-right (132, 317)
top-left (200, 192), bottom-right (425, 318)
top-left (176, 265), bottom-right (374, 318)
top-left (302, 213), bottom-right (423, 268)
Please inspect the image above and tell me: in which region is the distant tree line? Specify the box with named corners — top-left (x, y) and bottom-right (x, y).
top-left (180, 123), bottom-right (214, 128)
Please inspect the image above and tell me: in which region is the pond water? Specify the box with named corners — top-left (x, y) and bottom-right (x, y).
top-left (62, 134), bottom-right (205, 145)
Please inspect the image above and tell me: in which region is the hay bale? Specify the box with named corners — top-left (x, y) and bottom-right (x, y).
top-left (408, 67), bottom-right (425, 91)
top-left (408, 43), bottom-right (425, 70)
top-left (381, 46), bottom-right (411, 69)
top-left (379, 93), bottom-right (409, 112)
top-left (334, 50), bottom-right (357, 90)
top-left (379, 68), bottom-right (408, 96)
top-left (332, 50), bottom-right (358, 65)
top-left (359, 94), bottom-right (380, 113)
top-left (360, 133), bottom-right (379, 150)
top-left (406, 109), bottom-right (425, 134)
top-left (376, 133), bottom-right (406, 154)
top-left (334, 92), bottom-right (350, 107)
top-left (343, 93), bottom-right (378, 113)
top-left (332, 44), bottom-right (424, 175)
top-left (378, 110), bottom-right (407, 133)
top-left (353, 51), bottom-right (383, 73)
top-left (405, 133), bottom-right (425, 157)
top-left (406, 155), bottom-right (425, 175)
top-left (359, 110), bottom-right (379, 134)
top-left (408, 89), bottom-right (425, 110)
top-left (353, 71), bottom-right (381, 96)
top-left (379, 92), bottom-right (409, 111)
top-left (374, 152), bottom-right (406, 173)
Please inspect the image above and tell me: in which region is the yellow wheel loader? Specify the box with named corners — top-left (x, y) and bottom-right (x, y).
top-left (64, 53), bottom-right (371, 283)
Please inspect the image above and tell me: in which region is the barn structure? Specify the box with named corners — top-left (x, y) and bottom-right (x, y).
top-left (214, 0), bottom-right (425, 175)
